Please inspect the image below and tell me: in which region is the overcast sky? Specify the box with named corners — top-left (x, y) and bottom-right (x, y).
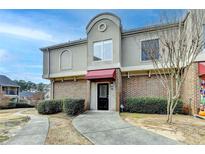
top-left (0, 9), bottom-right (182, 83)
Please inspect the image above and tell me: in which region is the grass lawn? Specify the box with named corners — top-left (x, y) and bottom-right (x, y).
top-left (23, 108), bottom-right (92, 145)
top-left (0, 109), bottom-right (30, 143)
top-left (120, 112), bottom-right (205, 145)
top-left (45, 113), bottom-right (92, 145)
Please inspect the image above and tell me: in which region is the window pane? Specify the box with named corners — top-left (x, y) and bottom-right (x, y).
top-left (141, 49), bottom-right (149, 61)
top-left (99, 85), bottom-right (107, 98)
top-left (141, 39), bottom-right (159, 61)
top-left (103, 40), bottom-right (112, 60)
top-left (94, 42), bottom-right (103, 61)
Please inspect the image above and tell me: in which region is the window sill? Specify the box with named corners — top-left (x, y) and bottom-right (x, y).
top-left (60, 67), bottom-right (72, 71)
top-left (93, 60), bottom-right (113, 63)
top-left (140, 60), bottom-right (153, 63)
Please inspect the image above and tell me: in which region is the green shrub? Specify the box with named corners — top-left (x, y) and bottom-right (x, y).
top-left (125, 97), bottom-right (183, 114)
top-left (0, 102), bottom-right (16, 109)
top-left (16, 103), bottom-right (34, 108)
top-left (37, 99), bottom-right (63, 114)
top-left (63, 99), bottom-right (84, 115)
top-left (36, 99), bottom-right (85, 115)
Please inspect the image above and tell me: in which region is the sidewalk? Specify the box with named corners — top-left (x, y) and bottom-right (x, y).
top-left (73, 111), bottom-right (181, 145)
top-left (5, 113), bottom-right (49, 145)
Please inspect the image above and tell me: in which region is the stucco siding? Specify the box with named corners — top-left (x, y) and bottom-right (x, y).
top-left (87, 17), bottom-right (121, 70)
top-left (43, 51), bottom-right (49, 77)
top-left (43, 43), bottom-right (87, 78)
top-left (121, 28), bottom-right (178, 68)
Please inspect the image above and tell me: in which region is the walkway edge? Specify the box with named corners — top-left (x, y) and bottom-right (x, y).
top-left (72, 117), bottom-right (95, 145)
top-left (72, 111), bottom-right (182, 145)
top-left (4, 109), bottom-right (49, 145)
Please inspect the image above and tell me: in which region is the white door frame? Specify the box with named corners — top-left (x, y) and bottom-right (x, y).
top-left (96, 82), bottom-right (110, 110)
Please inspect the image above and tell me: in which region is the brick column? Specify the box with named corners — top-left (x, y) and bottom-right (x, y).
top-left (181, 62), bottom-right (200, 114)
top-left (115, 68), bottom-right (122, 111)
top-left (85, 80), bottom-right (91, 110)
top-left (50, 80), bottom-right (54, 100)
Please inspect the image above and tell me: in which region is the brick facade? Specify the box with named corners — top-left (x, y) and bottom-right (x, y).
top-left (53, 79), bottom-right (87, 100)
top-left (115, 69), bottom-right (122, 111)
top-left (122, 75), bottom-right (168, 103)
top-left (51, 65), bottom-right (201, 114)
top-left (181, 63), bottom-right (200, 114)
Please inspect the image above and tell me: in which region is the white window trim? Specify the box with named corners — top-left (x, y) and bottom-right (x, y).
top-left (139, 37), bottom-right (160, 62)
top-left (59, 50), bottom-right (73, 71)
top-left (93, 39), bottom-right (113, 62)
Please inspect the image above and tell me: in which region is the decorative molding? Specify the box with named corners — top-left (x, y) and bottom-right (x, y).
top-left (59, 50), bottom-right (72, 71)
top-left (98, 23), bottom-right (107, 32)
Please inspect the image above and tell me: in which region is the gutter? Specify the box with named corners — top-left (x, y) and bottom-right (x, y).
top-left (122, 11), bottom-right (190, 37)
top-left (40, 38), bottom-right (87, 51)
top-left (122, 22), bottom-right (180, 37)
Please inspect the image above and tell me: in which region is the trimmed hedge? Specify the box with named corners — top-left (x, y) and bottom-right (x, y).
top-left (37, 99), bottom-right (63, 114)
top-left (0, 102), bottom-right (16, 109)
top-left (125, 97), bottom-right (183, 114)
top-left (0, 102), bottom-right (34, 109)
top-left (63, 99), bottom-right (84, 115)
top-left (37, 99), bottom-right (85, 115)
top-left (16, 103), bottom-right (34, 108)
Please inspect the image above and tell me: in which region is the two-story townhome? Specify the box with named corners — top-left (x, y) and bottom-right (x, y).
top-left (41, 10), bottom-right (205, 114)
top-left (0, 75), bottom-right (20, 102)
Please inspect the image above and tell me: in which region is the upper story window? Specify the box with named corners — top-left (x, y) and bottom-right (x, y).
top-left (60, 50), bottom-right (72, 70)
top-left (141, 39), bottom-right (159, 61)
top-left (93, 40), bottom-right (113, 61)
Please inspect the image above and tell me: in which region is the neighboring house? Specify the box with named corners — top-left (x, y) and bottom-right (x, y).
top-left (0, 75), bottom-right (20, 102)
top-left (20, 91), bottom-right (35, 100)
top-left (20, 91), bottom-right (44, 105)
top-left (40, 10), bottom-right (205, 114)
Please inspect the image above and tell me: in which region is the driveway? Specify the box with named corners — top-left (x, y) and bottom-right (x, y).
top-left (4, 111), bottom-right (49, 145)
top-left (72, 111), bottom-right (181, 145)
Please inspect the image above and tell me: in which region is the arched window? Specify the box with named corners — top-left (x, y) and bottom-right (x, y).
top-left (60, 50), bottom-right (72, 70)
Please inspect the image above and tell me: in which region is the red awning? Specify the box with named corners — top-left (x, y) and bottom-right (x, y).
top-left (198, 62), bottom-right (205, 76)
top-left (86, 69), bottom-right (116, 80)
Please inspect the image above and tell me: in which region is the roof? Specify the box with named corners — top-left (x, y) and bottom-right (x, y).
top-left (40, 38), bottom-right (87, 51)
top-left (122, 22), bottom-right (179, 37)
top-left (86, 12), bottom-right (121, 30)
top-left (0, 75), bottom-right (20, 87)
top-left (20, 91), bottom-right (35, 97)
top-left (40, 12), bottom-right (189, 51)
top-left (86, 12), bottom-right (122, 33)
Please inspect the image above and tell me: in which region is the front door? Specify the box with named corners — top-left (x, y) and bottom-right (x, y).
top-left (97, 83), bottom-right (109, 110)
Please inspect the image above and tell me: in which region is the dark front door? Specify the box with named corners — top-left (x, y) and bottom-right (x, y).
top-left (97, 83), bottom-right (109, 110)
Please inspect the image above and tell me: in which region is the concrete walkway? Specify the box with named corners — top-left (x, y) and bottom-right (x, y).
top-left (5, 113), bottom-right (49, 145)
top-left (72, 111), bottom-right (181, 145)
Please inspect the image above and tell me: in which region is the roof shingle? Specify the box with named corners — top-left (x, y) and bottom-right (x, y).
top-left (0, 75), bottom-right (19, 87)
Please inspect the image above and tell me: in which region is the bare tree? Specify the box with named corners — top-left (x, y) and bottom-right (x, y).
top-left (147, 10), bottom-right (204, 124)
